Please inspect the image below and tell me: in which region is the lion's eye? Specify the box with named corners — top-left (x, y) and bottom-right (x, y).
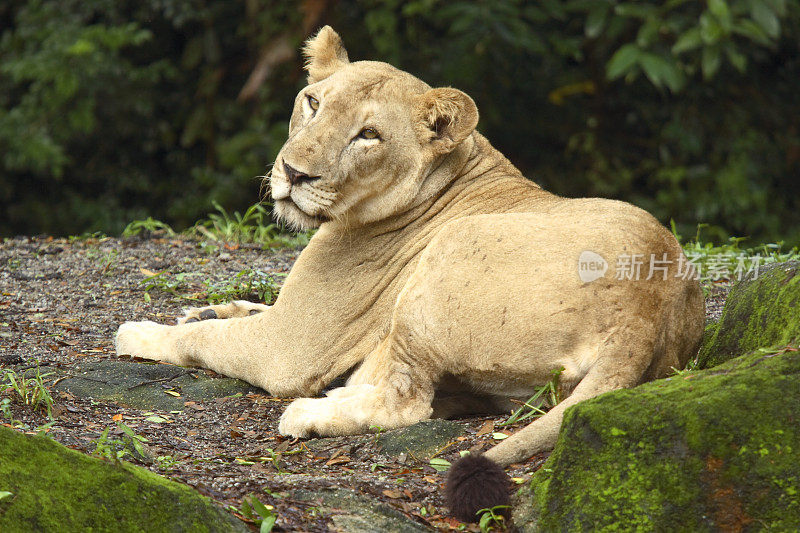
top-left (358, 127), bottom-right (380, 140)
top-left (307, 95), bottom-right (319, 112)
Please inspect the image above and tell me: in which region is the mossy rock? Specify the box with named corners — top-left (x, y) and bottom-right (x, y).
top-left (0, 426), bottom-right (247, 532)
top-left (515, 347), bottom-right (800, 532)
top-left (699, 261), bottom-right (800, 368)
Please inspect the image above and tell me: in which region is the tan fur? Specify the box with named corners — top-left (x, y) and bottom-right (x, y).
top-left (115, 27), bottom-right (704, 466)
top-left (303, 26), bottom-right (349, 84)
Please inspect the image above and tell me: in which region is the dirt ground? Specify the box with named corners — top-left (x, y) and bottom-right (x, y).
top-left (0, 235), bottom-right (729, 531)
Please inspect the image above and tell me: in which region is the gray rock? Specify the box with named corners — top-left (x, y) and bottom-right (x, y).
top-left (376, 419), bottom-right (464, 459)
top-left (292, 487), bottom-right (430, 532)
top-left (50, 359), bottom-right (258, 410)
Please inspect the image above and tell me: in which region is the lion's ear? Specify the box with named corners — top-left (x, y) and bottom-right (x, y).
top-left (415, 88), bottom-right (479, 154)
top-left (303, 26), bottom-right (350, 84)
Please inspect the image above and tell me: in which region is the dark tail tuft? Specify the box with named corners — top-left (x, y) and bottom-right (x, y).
top-left (444, 454), bottom-right (511, 523)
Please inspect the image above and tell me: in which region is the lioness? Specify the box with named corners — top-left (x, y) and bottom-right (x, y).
top-left (116, 26), bottom-right (704, 520)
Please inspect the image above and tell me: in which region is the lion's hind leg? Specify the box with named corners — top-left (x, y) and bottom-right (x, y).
top-left (482, 319), bottom-right (657, 467)
top-left (445, 320), bottom-right (659, 521)
top-left (178, 300), bottom-right (271, 324)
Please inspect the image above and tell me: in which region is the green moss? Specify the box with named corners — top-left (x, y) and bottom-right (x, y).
top-left (0, 426), bottom-right (247, 532)
top-left (699, 261), bottom-right (800, 368)
top-left (517, 347), bottom-right (800, 532)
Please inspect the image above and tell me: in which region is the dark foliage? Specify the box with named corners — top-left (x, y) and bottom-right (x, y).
top-left (1, 0), bottom-right (798, 245)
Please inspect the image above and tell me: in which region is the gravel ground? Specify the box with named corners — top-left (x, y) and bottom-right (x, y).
top-left (0, 235), bottom-right (729, 531)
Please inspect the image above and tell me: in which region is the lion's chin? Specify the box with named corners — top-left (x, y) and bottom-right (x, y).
top-left (274, 198), bottom-right (329, 231)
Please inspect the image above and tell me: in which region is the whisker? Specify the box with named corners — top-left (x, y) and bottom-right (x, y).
top-left (258, 167), bottom-right (275, 202)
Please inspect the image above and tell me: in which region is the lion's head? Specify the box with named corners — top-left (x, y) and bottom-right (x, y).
top-left (269, 26), bottom-right (479, 230)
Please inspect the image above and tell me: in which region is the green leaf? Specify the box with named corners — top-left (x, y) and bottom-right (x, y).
top-left (67, 39), bottom-right (96, 56)
top-left (478, 512), bottom-right (492, 531)
top-left (614, 3), bottom-right (656, 19)
top-left (0, 491), bottom-right (13, 501)
top-left (429, 457), bottom-right (452, 472)
top-left (751, 2), bottom-right (780, 38)
top-left (606, 44), bottom-right (641, 80)
top-left (492, 432), bottom-right (510, 440)
top-left (725, 46), bottom-right (747, 73)
top-left (702, 46), bottom-right (722, 80)
top-left (117, 422), bottom-right (135, 437)
top-left (132, 439), bottom-right (146, 456)
top-left (699, 12), bottom-right (724, 44)
top-left (585, 5), bottom-right (608, 38)
top-left (708, 0), bottom-right (732, 30)
top-left (733, 19), bottom-right (771, 45)
top-left (239, 498), bottom-right (255, 520)
top-left (672, 27), bottom-right (703, 54)
top-left (639, 53), bottom-right (686, 92)
top-left (260, 515), bottom-right (276, 533)
top-left (636, 18), bottom-right (660, 47)
top-left (250, 496), bottom-right (271, 520)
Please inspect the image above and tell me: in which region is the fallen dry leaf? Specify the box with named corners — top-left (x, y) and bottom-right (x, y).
top-left (325, 455), bottom-right (350, 466)
top-left (476, 419), bottom-right (494, 436)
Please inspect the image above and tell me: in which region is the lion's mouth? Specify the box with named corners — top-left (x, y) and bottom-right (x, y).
top-left (276, 198), bottom-right (330, 224)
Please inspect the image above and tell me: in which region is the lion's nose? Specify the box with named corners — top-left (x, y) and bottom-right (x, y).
top-left (283, 162), bottom-right (320, 186)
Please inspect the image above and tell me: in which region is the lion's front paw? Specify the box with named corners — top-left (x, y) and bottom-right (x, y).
top-left (278, 398), bottom-right (324, 438)
top-left (115, 321), bottom-right (176, 362)
top-left (279, 390), bottom-right (380, 438)
top-left (178, 300), bottom-right (271, 324)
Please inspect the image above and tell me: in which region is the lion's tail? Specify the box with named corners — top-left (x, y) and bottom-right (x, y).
top-left (444, 454), bottom-right (511, 522)
top-left (443, 399), bottom-right (567, 522)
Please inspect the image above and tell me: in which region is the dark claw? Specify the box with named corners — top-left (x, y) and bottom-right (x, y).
top-left (249, 309), bottom-right (262, 316)
top-left (199, 309), bottom-right (217, 320)
top-left (185, 317), bottom-right (199, 323)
